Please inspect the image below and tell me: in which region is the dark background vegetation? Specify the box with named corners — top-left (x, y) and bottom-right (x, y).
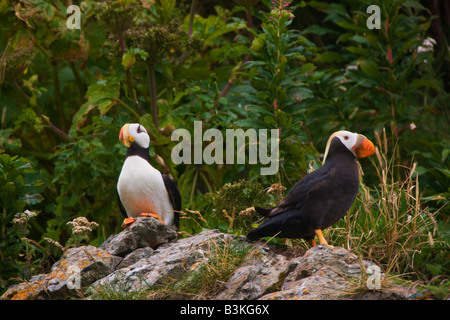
top-left (0, 0), bottom-right (448, 297)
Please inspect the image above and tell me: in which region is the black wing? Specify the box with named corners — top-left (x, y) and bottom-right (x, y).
top-left (247, 208), bottom-right (307, 241)
top-left (162, 173), bottom-right (182, 228)
top-left (261, 161), bottom-right (336, 219)
top-left (117, 191), bottom-right (128, 218)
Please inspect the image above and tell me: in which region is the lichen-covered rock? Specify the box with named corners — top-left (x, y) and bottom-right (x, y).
top-left (91, 229), bottom-right (235, 293)
top-left (99, 217), bottom-right (177, 256)
top-left (259, 245), bottom-right (417, 300)
top-left (2, 221), bottom-right (419, 300)
top-left (259, 245), bottom-right (365, 300)
top-left (215, 246), bottom-right (291, 300)
top-left (1, 246), bottom-right (122, 300)
top-left (116, 247), bottom-right (154, 269)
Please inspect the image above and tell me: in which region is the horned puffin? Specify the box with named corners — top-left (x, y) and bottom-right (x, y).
top-left (117, 123), bottom-right (181, 229)
top-left (246, 130), bottom-right (375, 247)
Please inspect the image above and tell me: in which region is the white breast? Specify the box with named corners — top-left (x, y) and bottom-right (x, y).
top-left (117, 156), bottom-right (174, 226)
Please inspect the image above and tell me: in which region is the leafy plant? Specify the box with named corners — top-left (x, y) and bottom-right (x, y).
top-left (234, 0), bottom-right (319, 186)
top-left (206, 179), bottom-right (273, 233)
top-left (0, 154), bottom-right (44, 292)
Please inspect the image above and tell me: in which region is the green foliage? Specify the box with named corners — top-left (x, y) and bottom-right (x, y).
top-left (0, 154), bottom-right (45, 291)
top-left (206, 179), bottom-right (272, 233)
top-left (51, 115), bottom-right (127, 244)
top-left (235, 1), bottom-right (319, 185)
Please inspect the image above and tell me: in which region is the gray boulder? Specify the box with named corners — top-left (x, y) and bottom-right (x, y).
top-left (91, 229), bottom-right (236, 293)
top-left (1, 245), bottom-right (122, 300)
top-left (99, 217), bottom-right (177, 256)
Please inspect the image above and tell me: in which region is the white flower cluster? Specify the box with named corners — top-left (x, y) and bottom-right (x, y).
top-left (44, 237), bottom-right (64, 251)
top-left (67, 217), bottom-right (99, 237)
top-left (12, 210), bottom-right (37, 225)
top-left (417, 37), bottom-right (436, 53)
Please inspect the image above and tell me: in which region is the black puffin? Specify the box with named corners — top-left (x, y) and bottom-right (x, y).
top-left (246, 130), bottom-right (375, 247)
top-left (117, 123), bottom-right (181, 229)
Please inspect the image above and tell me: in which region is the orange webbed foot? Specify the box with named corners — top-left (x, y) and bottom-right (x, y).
top-left (138, 212), bottom-right (165, 225)
top-left (122, 217), bottom-right (136, 228)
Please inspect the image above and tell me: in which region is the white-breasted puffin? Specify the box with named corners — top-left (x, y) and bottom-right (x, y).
top-left (117, 123), bottom-right (181, 229)
top-left (246, 130), bottom-right (375, 247)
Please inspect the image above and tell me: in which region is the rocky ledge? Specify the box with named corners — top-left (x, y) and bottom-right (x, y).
top-left (1, 217), bottom-right (419, 300)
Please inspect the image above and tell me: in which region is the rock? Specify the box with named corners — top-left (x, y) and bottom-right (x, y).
top-left (259, 245), bottom-right (418, 300)
top-left (99, 217), bottom-right (177, 256)
top-left (215, 246), bottom-right (291, 300)
top-left (91, 229), bottom-right (236, 293)
top-left (116, 247), bottom-right (154, 269)
top-left (2, 221), bottom-right (419, 300)
top-left (1, 246), bottom-right (122, 300)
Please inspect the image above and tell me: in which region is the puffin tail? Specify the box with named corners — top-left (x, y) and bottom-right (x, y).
top-left (254, 206), bottom-right (274, 217)
top-left (246, 229), bottom-right (260, 241)
top-left (247, 208), bottom-right (304, 242)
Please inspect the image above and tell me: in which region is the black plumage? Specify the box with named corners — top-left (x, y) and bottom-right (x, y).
top-left (161, 173), bottom-right (181, 228)
top-left (246, 131), bottom-right (374, 246)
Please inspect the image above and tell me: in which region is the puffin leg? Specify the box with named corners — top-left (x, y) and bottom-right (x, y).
top-left (308, 239), bottom-right (317, 247)
top-left (138, 212), bottom-right (166, 225)
top-left (314, 229), bottom-right (334, 247)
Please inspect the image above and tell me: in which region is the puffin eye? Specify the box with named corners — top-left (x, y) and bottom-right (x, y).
top-left (344, 136), bottom-right (349, 140)
top-left (137, 125), bottom-right (142, 133)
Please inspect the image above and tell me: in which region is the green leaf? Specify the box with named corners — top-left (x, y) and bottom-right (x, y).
top-left (299, 63), bottom-right (315, 74)
top-left (410, 79), bottom-right (440, 91)
top-left (250, 33), bottom-right (267, 52)
top-left (73, 77), bottom-right (120, 126)
top-left (351, 35), bottom-right (370, 46)
top-left (303, 25), bottom-right (337, 36)
top-left (358, 60), bottom-right (381, 80)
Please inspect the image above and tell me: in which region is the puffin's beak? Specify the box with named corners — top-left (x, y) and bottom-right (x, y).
top-left (353, 135), bottom-right (375, 158)
top-left (119, 124), bottom-right (132, 148)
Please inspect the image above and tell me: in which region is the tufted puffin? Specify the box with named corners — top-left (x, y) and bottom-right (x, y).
top-left (246, 130), bottom-right (375, 247)
top-left (117, 123), bottom-right (181, 229)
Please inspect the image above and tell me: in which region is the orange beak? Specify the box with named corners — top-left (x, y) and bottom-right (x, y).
top-left (119, 124), bottom-right (132, 147)
top-left (353, 135), bottom-right (375, 158)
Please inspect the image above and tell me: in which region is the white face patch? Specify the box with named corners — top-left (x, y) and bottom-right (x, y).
top-left (322, 130), bottom-right (358, 163)
top-left (129, 123), bottom-right (150, 148)
top-left (335, 131), bottom-right (358, 154)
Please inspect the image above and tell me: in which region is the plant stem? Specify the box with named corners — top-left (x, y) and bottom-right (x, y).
top-left (147, 61), bottom-right (158, 128)
top-left (69, 61), bottom-right (85, 99)
top-left (2, 207), bottom-right (6, 243)
top-left (246, 7), bottom-right (254, 44)
top-left (216, 7), bottom-right (254, 107)
top-left (116, 98), bottom-right (141, 121)
top-left (118, 34), bottom-right (126, 54)
top-left (188, 0), bottom-right (197, 37)
top-left (13, 80), bottom-right (75, 142)
top-left (118, 33), bottom-right (143, 114)
top-left (174, 0), bottom-right (197, 72)
top-left (52, 60), bottom-right (65, 130)
top-left (125, 68), bottom-right (141, 112)
top-left (190, 168), bottom-right (199, 204)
